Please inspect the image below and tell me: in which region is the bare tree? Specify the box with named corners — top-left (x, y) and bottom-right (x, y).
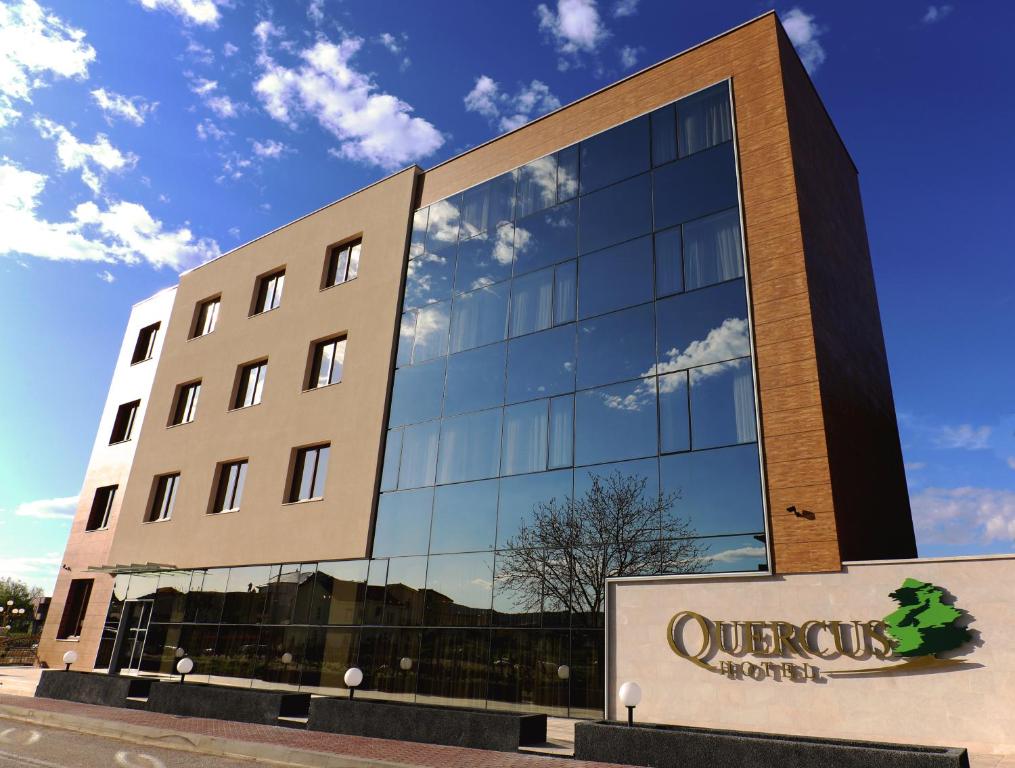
top-left (496, 472), bottom-right (707, 622)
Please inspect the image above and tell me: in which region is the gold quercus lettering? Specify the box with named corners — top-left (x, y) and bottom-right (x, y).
top-left (866, 620), bottom-right (894, 659)
top-left (717, 621), bottom-right (745, 654)
top-left (667, 611), bottom-right (719, 672)
top-left (830, 621), bottom-right (868, 659)
top-left (801, 620), bottom-right (837, 659)
top-left (773, 621), bottom-right (805, 656)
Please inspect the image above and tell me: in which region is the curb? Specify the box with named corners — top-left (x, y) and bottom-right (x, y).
top-left (0, 703), bottom-right (411, 768)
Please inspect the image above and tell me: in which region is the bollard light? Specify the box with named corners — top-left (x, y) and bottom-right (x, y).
top-left (175, 647), bottom-right (185, 658)
top-left (344, 667), bottom-right (363, 700)
top-left (281, 652), bottom-right (294, 665)
top-left (557, 664), bottom-right (570, 681)
top-left (176, 656), bottom-right (194, 684)
top-left (399, 656), bottom-right (412, 671)
top-left (619, 681), bottom-right (642, 727)
top-left (62, 650), bottom-right (78, 671)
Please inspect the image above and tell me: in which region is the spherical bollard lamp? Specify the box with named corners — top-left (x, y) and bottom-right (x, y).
top-left (176, 656), bottom-right (194, 684)
top-left (344, 666), bottom-right (363, 700)
top-left (619, 681), bottom-right (642, 727)
top-left (62, 650), bottom-right (78, 671)
top-left (281, 652), bottom-right (294, 665)
top-left (557, 664), bottom-right (570, 681)
top-left (399, 656), bottom-right (413, 671)
top-left (175, 647), bottom-right (185, 659)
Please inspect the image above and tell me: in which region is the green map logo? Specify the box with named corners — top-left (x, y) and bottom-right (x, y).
top-left (883, 578), bottom-right (972, 659)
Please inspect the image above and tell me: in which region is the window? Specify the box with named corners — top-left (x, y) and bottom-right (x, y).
top-left (131, 322), bottom-right (160, 364)
top-left (506, 324), bottom-right (576, 404)
top-left (192, 297), bottom-right (220, 338)
top-left (325, 239), bottom-right (362, 288)
top-left (404, 251), bottom-right (454, 310)
top-left (455, 225), bottom-right (513, 292)
top-left (436, 408), bottom-right (502, 484)
top-left (85, 485), bottom-right (116, 531)
top-left (289, 444), bottom-right (330, 502)
top-left (653, 142), bottom-right (738, 231)
top-left (308, 337), bottom-right (346, 389)
top-left (109, 400), bottom-right (140, 444)
top-left (578, 236), bottom-right (653, 319)
top-left (147, 473), bottom-right (179, 522)
top-left (170, 381), bottom-right (201, 425)
top-left (212, 460), bottom-right (248, 513)
top-left (579, 115), bottom-right (650, 194)
top-left (234, 361), bottom-right (267, 408)
top-left (373, 487), bottom-right (433, 557)
top-left (677, 82), bottom-right (732, 158)
top-left (449, 283), bottom-right (509, 354)
top-left (444, 343), bottom-right (505, 416)
top-left (578, 173), bottom-right (653, 255)
top-left (253, 269), bottom-right (285, 314)
top-left (56, 579), bottom-right (93, 639)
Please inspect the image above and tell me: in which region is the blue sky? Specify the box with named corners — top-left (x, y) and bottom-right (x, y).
top-left (1, 0), bottom-right (1013, 591)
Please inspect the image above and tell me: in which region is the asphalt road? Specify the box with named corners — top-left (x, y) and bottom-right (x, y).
top-left (0, 715), bottom-right (267, 768)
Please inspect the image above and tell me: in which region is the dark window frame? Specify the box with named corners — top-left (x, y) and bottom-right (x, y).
top-left (109, 400), bottom-right (141, 444)
top-left (233, 360), bottom-right (268, 409)
top-left (85, 485), bottom-right (117, 531)
top-left (210, 460), bottom-right (248, 514)
top-left (287, 444), bottom-right (330, 503)
top-left (130, 322), bottom-right (160, 364)
top-left (306, 336), bottom-right (347, 390)
top-left (147, 473), bottom-right (180, 522)
top-left (56, 579), bottom-right (93, 639)
top-left (323, 238), bottom-right (362, 289)
top-left (169, 380), bottom-right (201, 426)
top-left (190, 296), bottom-right (221, 338)
top-left (252, 269), bottom-right (286, 315)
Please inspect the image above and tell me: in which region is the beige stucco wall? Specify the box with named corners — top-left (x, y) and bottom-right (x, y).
top-left (609, 555), bottom-right (1015, 754)
top-left (106, 167), bottom-right (419, 569)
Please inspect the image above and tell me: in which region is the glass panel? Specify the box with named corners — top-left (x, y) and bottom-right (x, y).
top-left (513, 201), bottom-right (577, 277)
top-left (556, 145), bottom-right (579, 202)
top-left (655, 226), bottom-right (683, 297)
top-left (383, 556), bottom-right (427, 626)
top-left (501, 399), bottom-right (548, 476)
top-left (396, 312), bottom-right (415, 368)
top-left (698, 534), bottom-right (767, 573)
top-left (548, 395), bottom-right (574, 469)
top-left (516, 155), bottom-right (556, 219)
top-left (659, 371), bottom-right (690, 453)
top-left (423, 552), bottom-right (494, 626)
top-left (347, 242), bottom-right (361, 280)
top-left (252, 625), bottom-right (306, 690)
top-left (185, 568), bottom-right (228, 623)
top-left (690, 357), bottom-right (757, 449)
top-left (455, 225), bottom-right (514, 292)
top-left (171, 624), bottom-right (219, 684)
top-left (553, 261), bottom-right (577, 325)
top-left (462, 171), bottom-right (515, 238)
top-left (380, 428), bottom-right (402, 492)
top-left (373, 488), bottom-right (434, 557)
top-left (569, 630), bottom-right (604, 717)
top-left (653, 142), bottom-right (738, 230)
top-left (443, 342), bottom-right (506, 417)
top-left (659, 444), bottom-right (763, 536)
top-left (575, 379), bottom-right (657, 466)
top-left (210, 624), bottom-right (260, 686)
top-left (263, 563), bottom-right (302, 625)
top-left (410, 207), bottom-right (428, 259)
top-left (307, 560), bottom-right (368, 625)
top-left (357, 628), bottom-right (421, 701)
top-left (650, 104), bottom-right (677, 166)
top-left (506, 324), bottom-right (576, 405)
top-left (416, 629), bottom-right (489, 708)
top-left (579, 116), bottom-right (649, 194)
top-left (404, 251), bottom-right (454, 310)
top-left (436, 408), bottom-right (503, 484)
top-left (151, 571), bottom-right (189, 623)
top-left (578, 172), bottom-right (652, 255)
top-left (449, 283), bottom-right (509, 354)
top-left (657, 279), bottom-right (749, 374)
top-left (576, 303), bottom-right (655, 390)
top-left (492, 552), bottom-right (542, 628)
top-left (497, 469), bottom-right (572, 549)
top-left (578, 235), bottom-right (653, 319)
top-left (299, 627), bottom-right (359, 695)
top-left (221, 565), bottom-right (273, 625)
top-left (425, 196), bottom-right (461, 254)
top-left (311, 446), bottom-right (329, 499)
top-left (388, 358), bottom-right (445, 427)
top-left (677, 82), bottom-right (732, 157)
top-left (510, 266), bottom-right (553, 337)
top-left (574, 456), bottom-right (659, 524)
top-left (430, 479), bottom-right (498, 554)
top-left (488, 630), bottom-right (569, 715)
top-left (362, 560), bottom-right (387, 626)
top-left (683, 208), bottom-right (743, 290)
top-left (397, 421), bottom-right (439, 489)
top-left (411, 300), bottom-right (450, 363)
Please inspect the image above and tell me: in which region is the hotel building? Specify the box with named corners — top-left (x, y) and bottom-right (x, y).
top-left (39, 12), bottom-right (917, 719)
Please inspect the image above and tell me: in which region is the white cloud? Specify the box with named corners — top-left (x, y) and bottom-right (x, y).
top-left (619, 44), bottom-right (641, 69)
top-left (91, 88), bottom-right (157, 126)
top-left (228, 226), bottom-right (240, 238)
top-left (935, 424), bottom-right (992, 451)
top-left (913, 487), bottom-right (1015, 546)
top-left (0, 553), bottom-right (62, 591)
top-left (464, 75), bottom-right (561, 133)
top-left (251, 138), bottom-right (289, 158)
top-left (611, 0), bottom-right (638, 17)
top-left (1008, 457), bottom-right (1015, 471)
top-left (254, 36), bottom-right (444, 170)
top-left (97, 269), bottom-right (115, 282)
top-left (922, 5), bottom-right (953, 23)
top-left (0, 159), bottom-right (220, 270)
top-left (223, 41), bottom-right (239, 57)
top-left (185, 38), bottom-right (214, 65)
top-left (308, 0), bottom-right (325, 25)
top-left (189, 77), bottom-right (242, 118)
top-left (11, 495), bottom-right (77, 520)
top-left (33, 117), bottom-right (137, 195)
top-left (0, 0), bottom-right (95, 124)
top-left (781, 7), bottom-right (826, 74)
top-left (536, 0), bottom-right (609, 69)
top-left (196, 118), bottom-right (229, 141)
top-left (135, 0), bottom-right (221, 27)
top-left (377, 31), bottom-right (410, 71)
top-left (707, 545), bottom-right (766, 564)
top-left (253, 19), bottom-right (283, 47)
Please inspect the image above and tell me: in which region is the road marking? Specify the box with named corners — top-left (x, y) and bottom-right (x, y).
top-left (114, 752), bottom-right (166, 768)
top-left (0, 747), bottom-right (72, 768)
top-left (0, 727), bottom-right (41, 745)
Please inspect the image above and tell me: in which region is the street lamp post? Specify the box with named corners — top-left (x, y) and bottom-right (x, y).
top-left (619, 681), bottom-right (642, 727)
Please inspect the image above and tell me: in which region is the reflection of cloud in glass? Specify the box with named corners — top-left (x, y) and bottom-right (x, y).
top-left (706, 544), bottom-right (765, 564)
top-left (426, 198), bottom-right (460, 250)
top-left (658, 317), bottom-right (749, 375)
top-left (405, 251), bottom-right (449, 302)
top-left (517, 156), bottom-right (556, 217)
top-left (412, 303), bottom-right (447, 356)
top-left (492, 224), bottom-right (514, 266)
top-left (513, 224), bottom-right (531, 256)
top-left (601, 387), bottom-right (650, 412)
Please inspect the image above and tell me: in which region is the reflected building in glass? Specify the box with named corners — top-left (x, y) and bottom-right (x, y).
top-left (40, 13), bottom-right (916, 720)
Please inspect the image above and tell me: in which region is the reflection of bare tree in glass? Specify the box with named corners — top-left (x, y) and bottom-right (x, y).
top-left (498, 472), bottom-right (706, 621)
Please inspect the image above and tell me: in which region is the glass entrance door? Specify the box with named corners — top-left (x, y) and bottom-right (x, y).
top-left (117, 600), bottom-right (153, 674)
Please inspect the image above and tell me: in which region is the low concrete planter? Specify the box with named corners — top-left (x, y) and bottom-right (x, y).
top-left (35, 670), bottom-right (152, 708)
top-left (307, 697), bottom-right (546, 752)
top-left (146, 681), bottom-right (310, 725)
top-left (574, 721), bottom-right (970, 768)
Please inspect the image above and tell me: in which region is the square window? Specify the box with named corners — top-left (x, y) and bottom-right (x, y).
top-left (131, 322), bottom-right (160, 364)
top-left (211, 460), bottom-right (248, 513)
top-left (676, 82), bottom-right (732, 158)
top-left (170, 381), bottom-right (201, 425)
top-left (324, 238), bottom-right (362, 287)
top-left (288, 444), bottom-right (329, 502)
top-left (85, 485), bottom-right (116, 531)
top-left (252, 269), bottom-right (285, 314)
top-left (191, 297), bottom-right (220, 338)
top-left (234, 361), bottom-right (267, 408)
top-left (689, 357), bottom-right (757, 449)
top-left (109, 400), bottom-right (140, 444)
top-left (307, 337), bottom-right (346, 389)
top-left (147, 473), bottom-right (179, 522)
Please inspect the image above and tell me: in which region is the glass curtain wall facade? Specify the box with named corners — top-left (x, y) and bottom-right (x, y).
top-left (96, 81), bottom-right (767, 718)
